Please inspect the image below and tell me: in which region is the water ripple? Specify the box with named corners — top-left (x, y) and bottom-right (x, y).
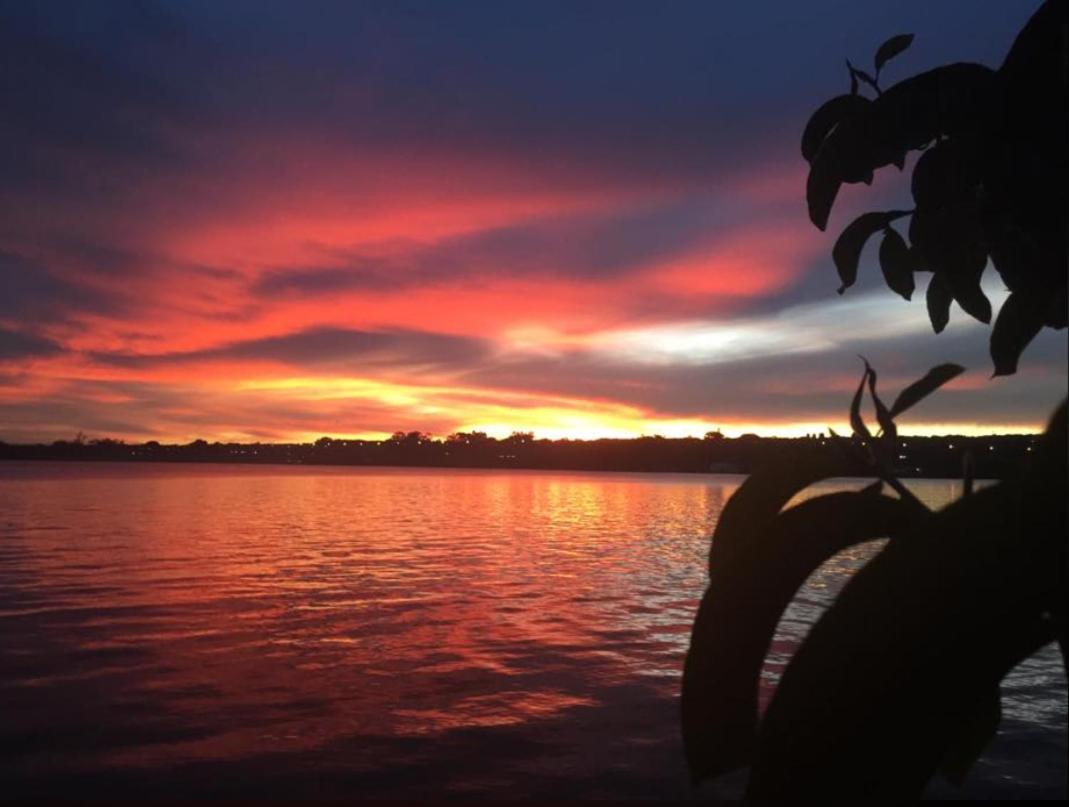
top-left (0, 463), bottom-right (1063, 798)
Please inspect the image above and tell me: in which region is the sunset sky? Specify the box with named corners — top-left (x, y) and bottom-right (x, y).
top-left (1, 0), bottom-right (1065, 443)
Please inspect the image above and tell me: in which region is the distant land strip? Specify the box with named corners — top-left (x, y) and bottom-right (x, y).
top-left (0, 431), bottom-right (1040, 479)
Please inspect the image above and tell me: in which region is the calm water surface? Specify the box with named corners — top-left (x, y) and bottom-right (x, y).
top-left (0, 462), bottom-right (1064, 798)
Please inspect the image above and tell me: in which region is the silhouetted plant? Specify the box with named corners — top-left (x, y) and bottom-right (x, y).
top-left (682, 362), bottom-right (1066, 797)
top-left (803, 0), bottom-right (1066, 375)
top-left (682, 1), bottom-right (1067, 798)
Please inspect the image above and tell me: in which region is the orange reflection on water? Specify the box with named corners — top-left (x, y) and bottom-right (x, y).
top-left (0, 464), bottom-right (1013, 790)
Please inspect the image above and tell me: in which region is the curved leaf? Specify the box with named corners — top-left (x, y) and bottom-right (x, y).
top-left (987, 0), bottom-right (1067, 308)
top-left (878, 226), bottom-right (916, 300)
top-left (907, 207), bottom-right (929, 270)
top-left (849, 363), bottom-right (871, 438)
top-left (1000, 0), bottom-right (1063, 82)
top-left (875, 33), bottom-right (915, 73)
top-left (909, 201), bottom-right (988, 323)
top-left (888, 363), bottom-right (965, 419)
top-left (951, 276), bottom-right (992, 324)
top-left (747, 475), bottom-right (1064, 799)
top-left (848, 61), bottom-right (879, 94)
top-left (833, 210), bottom-right (910, 293)
top-left (862, 358), bottom-right (896, 441)
top-left (926, 273), bottom-right (952, 333)
top-left (991, 292), bottom-right (1045, 376)
top-left (682, 491), bottom-right (919, 783)
top-left (801, 94), bottom-right (867, 163)
top-left (985, 213), bottom-right (1065, 304)
top-left (939, 685), bottom-right (1001, 787)
top-left (998, 0), bottom-right (1067, 153)
top-left (807, 152), bottom-right (842, 231)
top-left (818, 117), bottom-right (880, 185)
top-left (707, 452), bottom-right (852, 574)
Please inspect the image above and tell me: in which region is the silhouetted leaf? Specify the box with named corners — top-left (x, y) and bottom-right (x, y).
top-left (991, 293), bottom-right (1045, 376)
top-left (940, 687), bottom-right (1001, 786)
top-left (683, 491), bottom-right (918, 783)
top-left (987, 221), bottom-right (1064, 298)
top-left (926, 273), bottom-right (952, 333)
top-left (806, 152), bottom-right (841, 231)
top-left (998, 0), bottom-right (1067, 158)
top-left (848, 60), bottom-right (879, 93)
top-left (907, 207), bottom-right (929, 270)
top-left (1001, 0), bottom-right (1063, 81)
top-left (985, 214), bottom-right (1066, 319)
top-left (849, 364), bottom-right (871, 439)
top-left (862, 358), bottom-right (896, 441)
top-left (987, 0), bottom-right (1067, 330)
top-left (833, 211), bottom-right (910, 293)
top-left (888, 363), bottom-right (965, 419)
top-left (865, 63), bottom-right (996, 153)
top-left (707, 453), bottom-right (852, 574)
top-left (909, 201), bottom-right (988, 323)
top-left (801, 95), bottom-right (867, 163)
top-left (1045, 284), bottom-right (1068, 329)
top-left (878, 227), bottom-right (915, 300)
top-left (911, 139), bottom-right (981, 210)
top-left (814, 95), bottom-right (881, 184)
top-left (875, 34), bottom-right (914, 73)
top-left (951, 277), bottom-right (992, 324)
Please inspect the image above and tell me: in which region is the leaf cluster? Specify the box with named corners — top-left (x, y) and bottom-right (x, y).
top-left (802, 1), bottom-right (1068, 375)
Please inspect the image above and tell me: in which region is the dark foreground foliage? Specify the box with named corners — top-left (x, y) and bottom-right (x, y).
top-left (683, 1), bottom-right (1067, 798)
top-left (682, 365), bottom-right (1066, 797)
top-left (803, 0), bottom-right (1066, 375)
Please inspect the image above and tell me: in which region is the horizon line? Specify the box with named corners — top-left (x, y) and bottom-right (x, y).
top-left (2, 430), bottom-right (1044, 447)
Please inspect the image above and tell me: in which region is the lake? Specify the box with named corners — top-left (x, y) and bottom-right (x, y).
top-left (0, 462), bottom-right (1064, 799)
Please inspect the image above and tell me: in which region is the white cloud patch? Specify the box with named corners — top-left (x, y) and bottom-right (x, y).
top-left (595, 275), bottom-right (1011, 367)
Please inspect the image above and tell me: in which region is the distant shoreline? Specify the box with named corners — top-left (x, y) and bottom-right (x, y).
top-left (0, 432), bottom-right (1038, 479)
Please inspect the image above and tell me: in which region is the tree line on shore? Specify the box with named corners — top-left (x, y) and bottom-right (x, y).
top-left (0, 429), bottom-right (1038, 478)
